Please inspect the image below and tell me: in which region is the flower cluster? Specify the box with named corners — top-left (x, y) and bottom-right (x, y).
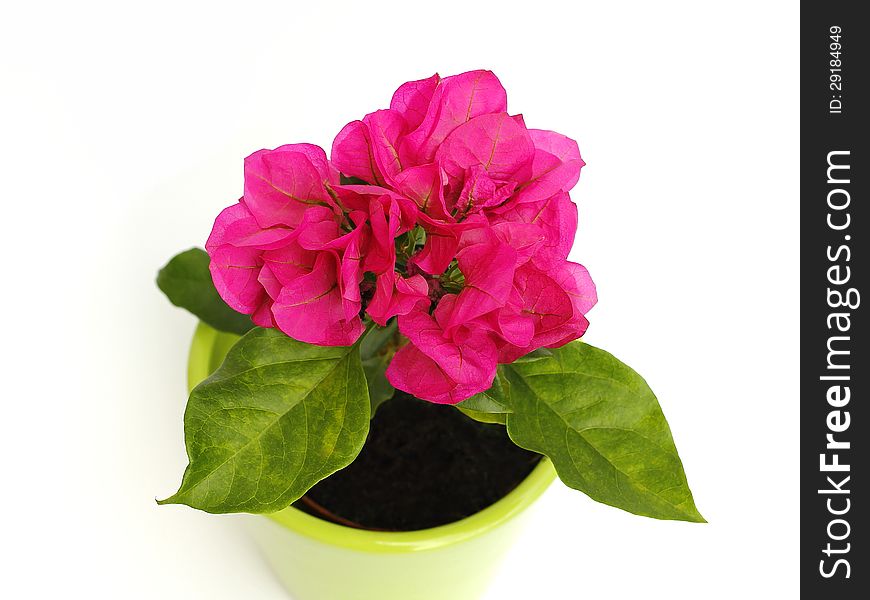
top-left (206, 70), bottom-right (596, 404)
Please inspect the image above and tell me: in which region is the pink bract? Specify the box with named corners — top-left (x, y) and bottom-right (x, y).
top-left (206, 69), bottom-right (596, 404)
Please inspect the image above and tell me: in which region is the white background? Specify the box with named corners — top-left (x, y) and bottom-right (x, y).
top-left (1, 1), bottom-right (799, 598)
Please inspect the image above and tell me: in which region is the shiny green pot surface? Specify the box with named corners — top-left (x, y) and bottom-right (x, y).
top-left (188, 322), bottom-right (556, 600)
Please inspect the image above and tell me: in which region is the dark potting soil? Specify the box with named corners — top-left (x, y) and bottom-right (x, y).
top-left (295, 392), bottom-right (541, 531)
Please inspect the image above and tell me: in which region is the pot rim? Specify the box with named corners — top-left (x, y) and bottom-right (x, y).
top-left (187, 321), bottom-right (557, 554)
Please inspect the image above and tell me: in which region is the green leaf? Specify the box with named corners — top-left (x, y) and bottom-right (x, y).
top-left (456, 406), bottom-right (507, 425)
top-left (362, 354), bottom-right (395, 415)
top-left (359, 320), bottom-right (398, 360)
top-left (359, 321), bottom-right (398, 415)
top-left (339, 174), bottom-right (370, 186)
top-left (159, 328), bottom-right (370, 513)
top-left (504, 341), bottom-right (704, 522)
top-left (456, 370), bottom-right (511, 424)
top-left (513, 347), bottom-right (553, 362)
top-left (157, 248), bottom-right (254, 335)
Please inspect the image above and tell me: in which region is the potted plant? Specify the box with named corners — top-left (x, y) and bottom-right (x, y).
top-left (157, 69), bottom-right (704, 600)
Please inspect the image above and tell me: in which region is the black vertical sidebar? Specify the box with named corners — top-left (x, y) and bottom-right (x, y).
top-left (801, 2), bottom-right (867, 597)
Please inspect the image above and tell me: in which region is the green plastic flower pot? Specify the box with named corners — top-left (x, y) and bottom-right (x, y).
top-left (188, 322), bottom-right (557, 600)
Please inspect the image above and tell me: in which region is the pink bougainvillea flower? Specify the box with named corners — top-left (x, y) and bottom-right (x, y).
top-left (331, 120), bottom-right (386, 187)
top-left (390, 73), bottom-right (441, 131)
top-left (207, 144), bottom-right (373, 346)
top-left (331, 70), bottom-right (509, 183)
top-left (408, 212), bottom-right (460, 275)
top-left (206, 69), bottom-right (596, 402)
top-left (392, 163), bottom-right (450, 220)
top-left (269, 209), bottom-right (371, 346)
top-left (436, 112), bottom-right (534, 195)
top-left (366, 271), bottom-right (430, 326)
top-left (209, 202), bottom-right (296, 251)
top-left (243, 144), bottom-right (341, 228)
top-left (273, 251), bottom-right (365, 346)
top-left (493, 190), bottom-right (578, 268)
top-left (400, 70), bottom-right (508, 164)
top-left (331, 69), bottom-right (594, 401)
top-left (512, 130), bottom-right (585, 205)
top-left (332, 184), bottom-right (418, 276)
top-left (493, 260), bottom-right (597, 363)
top-left (387, 296), bottom-right (498, 404)
top-left (455, 165), bottom-right (517, 216)
top-left (488, 220), bottom-right (545, 266)
top-left (206, 202), bottom-right (291, 318)
top-left (362, 109), bottom-right (408, 185)
top-left (385, 217), bottom-right (594, 401)
top-left (445, 225), bottom-right (518, 329)
top-left (364, 194), bottom-right (410, 275)
top-left (208, 243), bottom-right (266, 315)
top-left (332, 184), bottom-right (418, 232)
